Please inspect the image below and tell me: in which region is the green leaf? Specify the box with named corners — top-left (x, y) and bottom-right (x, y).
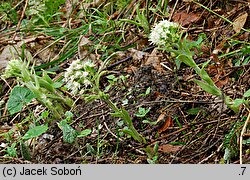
top-left (134, 107), bottom-right (150, 117)
top-left (187, 107), bottom-right (201, 115)
top-left (142, 119), bottom-right (158, 126)
top-left (58, 121), bottom-right (77, 144)
top-left (227, 98), bottom-right (244, 113)
top-left (193, 79), bottom-right (222, 96)
top-left (23, 125), bottom-right (48, 140)
top-left (122, 129), bottom-right (143, 143)
top-left (199, 68), bottom-right (215, 86)
top-left (7, 86), bottom-right (35, 115)
top-left (145, 87), bottom-right (151, 96)
top-left (84, 94), bottom-right (100, 103)
top-left (52, 82), bottom-right (63, 88)
top-left (243, 89), bottom-right (250, 98)
top-left (6, 143), bottom-right (17, 157)
top-left (77, 129), bottom-right (92, 138)
top-left (243, 138), bottom-right (250, 145)
top-left (177, 54), bottom-right (197, 68)
top-left (65, 111), bottom-right (73, 121)
top-left (20, 141), bottom-right (31, 161)
top-left (223, 147), bottom-right (232, 161)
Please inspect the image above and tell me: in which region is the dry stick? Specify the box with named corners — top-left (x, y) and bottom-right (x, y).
top-left (212, 91), bottom-right (224, 140)
top-left (168, 0), bottom-right (180, 21)
top-left (12, 0), bottom-right (29, 41)
top-left (240, 110), bottom-right (250, 164)
top-left (130, 126), bottom-right (189, 151)
top-left (198, 142), bottom-right (223, 164)
top-left (183, 138), bottom-right (221, 163)
top-left (103, 122), bottom-right (145, 155)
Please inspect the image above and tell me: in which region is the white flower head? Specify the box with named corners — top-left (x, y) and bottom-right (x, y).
top-left (2, 59), bottom-right (24, 78)
top-left (149, 20), bottom-right (180, 46)
top-left (82, 71), bottom-right (89, 77)
top-left (84, 60), bottom-right (95, 68)
top-left (63, 59), bottom-right (95, 95)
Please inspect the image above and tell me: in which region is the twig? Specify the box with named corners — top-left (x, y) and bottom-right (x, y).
top-left (198, 142), bottom-right (223, 164)
top-left (12, 0), bottom-right (29, 41)
top-left (132, 127), bottom-right (189, 151)
top-left (103, 122), bottom-right (145, 155)
top-left (104, 56), bottom-right (132, 70)
top-left (168, 0), bottom-right (180, 21)
top-left (103, 122), bottom-right (122, 141)
top-left (240, 110), bottom-right (250, 164)
top-left (140, 99), bottom-right (223, 105)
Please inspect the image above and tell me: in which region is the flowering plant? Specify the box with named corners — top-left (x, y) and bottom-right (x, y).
top-left (63, 58), bottom-right (146, 143)
top-left (149, 20), bottom-right (240, 112)
top-left (2, 59), bottom-right (73, 119)
top-left (149, 20), bottom-right (180, 46)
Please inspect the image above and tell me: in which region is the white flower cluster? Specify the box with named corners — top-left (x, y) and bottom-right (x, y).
top-left (149, 20), bottom-right (179, 46)
top-left (2, 59), bottom-right (23, 78)
top-left (63, 59), bottom-right (94, 95)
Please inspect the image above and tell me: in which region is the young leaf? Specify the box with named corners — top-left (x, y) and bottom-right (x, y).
top-left (7, 86), bottom-right (35, 115)
top-left (77, 129), bottom-right (92, 138)
top-left (58, 121), bottom-right (77, 144)
top-left (22, 125), bottom-right (48, 140)
top-left (145, 87), bottom-right (151, 96)
top-left (243, 89), bottom-right (250, 98)
top-left (187, 107), bottom-right (201, 115)
top-left (199, 68), bottom-right (215, 86)
top-left (227, 98), bottom-right (244, 113)
top-left (52, 82), bottom-right (63, 88)
top-left (20, 141), bottom-right (31, 161)
top-left (177, 54), bottom-right (197, 68)
top-left (134, 107), bottom-right (150, 117)
top-left (6, 143), bottom-right (17, 158)
top-left (193, 79), bottom-right (222, 96)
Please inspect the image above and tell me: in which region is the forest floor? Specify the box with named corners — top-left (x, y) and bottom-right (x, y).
top-left (0, 0), bottom-right (250, 164)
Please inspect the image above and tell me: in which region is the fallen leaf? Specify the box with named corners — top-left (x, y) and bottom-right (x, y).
top-left (128, 48), bottom-right (146, 61)
top-left (78, 35), bottom-right (92, 47)
top-left (145, 49), bottom-right (165, 72)
top-left (78, 35), bottom-right (97, 61)
top-left (159, 144), bottom-right (182, 153)
top-left (215, 76), bottom-right (229, 88)
top-left (156, 112), bottom-right (166, 124)
top-left (158, 115), bottom-right (173, 134)
top-left (233, 13), bottom-right (248, 33)
top-left (208, 63), bottom-right (229, 88)
top-left (172, 11), bottom-right (200, 26)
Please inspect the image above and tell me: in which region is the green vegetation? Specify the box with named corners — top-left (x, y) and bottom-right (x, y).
top-left (0, 0), bottom-right (249, 164)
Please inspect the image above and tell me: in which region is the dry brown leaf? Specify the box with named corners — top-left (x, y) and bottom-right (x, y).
top-left (233, 13), bottom-right (248, 33)
top-left (128, 48), bottom-right (146, 61)
top-left (215, 76), bottom-right (229, 88)
top-left (208, 63), bottom-right (229, 88)
top-left (156, 112), bottom-right (166, 124)
top-left (78, 35), bottom-right (97, 61)
top-left (145, 49), bottom-right (165, 72)
top-left (158, 115), bottom-right (173, 134)
top-left (159, 144), bottom-right (182, 153)
top-left (172, 11), bottom-right (200, 26)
